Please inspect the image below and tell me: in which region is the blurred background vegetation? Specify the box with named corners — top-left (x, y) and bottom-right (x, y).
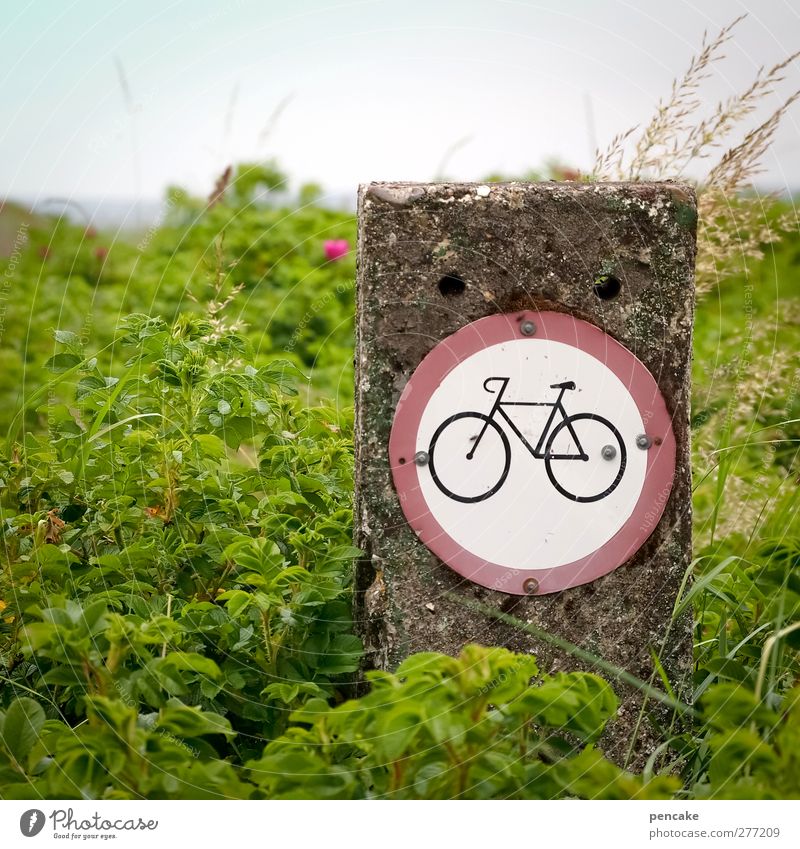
top-left (1, 12), bottom-right (799, 799)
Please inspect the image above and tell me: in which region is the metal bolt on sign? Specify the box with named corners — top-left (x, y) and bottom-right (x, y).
top-left (354, 181), bottom-right (697, 767)
top-left (523, 577), bottom-right (540, 594)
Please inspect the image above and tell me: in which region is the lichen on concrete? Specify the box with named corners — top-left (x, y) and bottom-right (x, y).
top-left (354, 181), bottom-right (697, 766)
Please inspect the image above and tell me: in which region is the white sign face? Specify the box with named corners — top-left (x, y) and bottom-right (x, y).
top-left (417, 338), bottom-right (646, 571)
top-left (389, 311), bottom-right (676, 595)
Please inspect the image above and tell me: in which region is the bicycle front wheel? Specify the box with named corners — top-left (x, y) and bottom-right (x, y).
top-left (544, 413), bottom-right (626, 503)
top-left (428, 412), bottom-right (511, 504)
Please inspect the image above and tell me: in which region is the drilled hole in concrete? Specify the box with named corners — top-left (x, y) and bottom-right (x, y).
top-left (593, 274), bottom-right (621, 300)
top-left (438, 273), bottom-right (466, 297)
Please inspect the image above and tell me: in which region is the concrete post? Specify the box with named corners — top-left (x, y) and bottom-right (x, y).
top-left (354, 181), bottom-right (696, 764)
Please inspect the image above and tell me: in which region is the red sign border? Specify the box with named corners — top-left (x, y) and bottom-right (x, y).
top-left (388, 310), bottom-right (677, 595)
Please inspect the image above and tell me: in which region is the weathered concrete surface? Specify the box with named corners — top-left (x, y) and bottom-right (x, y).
top-left (354, 181), bottom-right (696, 766)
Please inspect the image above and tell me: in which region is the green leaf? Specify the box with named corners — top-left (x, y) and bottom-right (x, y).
top-left (163, 652), bottom-right (222, 679)
top-left (322, 545), bottom-right (363, 562)
top-left (191, 433), bottom-right (227, 461)
top-left (702, 657), bottom-right (751, 684)
top-left (156, 703), bottom-right (234, 739)
top-left (54, 329), bottom-right (81, 347)
top-left (219, 590), bottom-right (252, 618)
top-left (0, 698), bottom-right (46, 764)
top-left (44, 352), bottom-right (83, 373)
top-left (316, 634), bottom-right (362, 674)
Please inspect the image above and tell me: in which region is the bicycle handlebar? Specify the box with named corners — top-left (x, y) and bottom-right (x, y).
top-left (483, 377), bottom-right (510, 393)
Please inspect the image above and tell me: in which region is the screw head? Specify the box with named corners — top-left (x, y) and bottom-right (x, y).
top-left (601, 444), bottom-right (617, 461)
top-left (523, 577), bottom-right (539, 594)
top-left (520, 319), bottom-right (536, 336)
top-left (414, 450), bottom-right (429, 466)
top-left (635, 434), bottom-right (652, 450)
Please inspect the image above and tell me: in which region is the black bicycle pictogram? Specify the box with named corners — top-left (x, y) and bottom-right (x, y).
top-left (427, 377), bottom-right (626, 504)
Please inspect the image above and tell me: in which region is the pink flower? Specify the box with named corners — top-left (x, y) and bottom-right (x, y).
top-left (94, 246), bottom-right (108, 261)
top-left (323, 239), bottom-right (349, 261)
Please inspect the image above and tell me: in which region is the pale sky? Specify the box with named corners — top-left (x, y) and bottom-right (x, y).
top-left (2, 0), bottom-right (799, 206)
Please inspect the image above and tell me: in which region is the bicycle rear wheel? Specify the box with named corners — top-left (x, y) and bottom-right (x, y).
top-left (544, 413), bottom-right (626, 502)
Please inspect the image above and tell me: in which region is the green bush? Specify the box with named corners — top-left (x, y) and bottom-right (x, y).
top-left (248, 645), bottom-right (677, 800)
top-left (0, 308), bottom-right (359, 796)
top-left (1, 183), bottom-right (799, 800)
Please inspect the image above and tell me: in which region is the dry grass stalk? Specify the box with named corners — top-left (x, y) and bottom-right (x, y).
top-left (186, 232), bottom-right (245, 341)
top-left (592, 14), bottom-right (799, 295)
top-left (206, 233), bottom-right (245, 340)
top-left (208, 165), bottom-right (233, 209)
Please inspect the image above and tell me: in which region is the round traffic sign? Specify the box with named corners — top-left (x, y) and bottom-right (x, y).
top-left (389, 311), bottom-right (676, 595)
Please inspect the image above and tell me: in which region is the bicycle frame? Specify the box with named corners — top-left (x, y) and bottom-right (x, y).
top-left (466, 376), bottom-right (588, 462)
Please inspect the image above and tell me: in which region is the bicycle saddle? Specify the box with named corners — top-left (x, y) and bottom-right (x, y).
top-left (550, 381), bottom-right (576, 390)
